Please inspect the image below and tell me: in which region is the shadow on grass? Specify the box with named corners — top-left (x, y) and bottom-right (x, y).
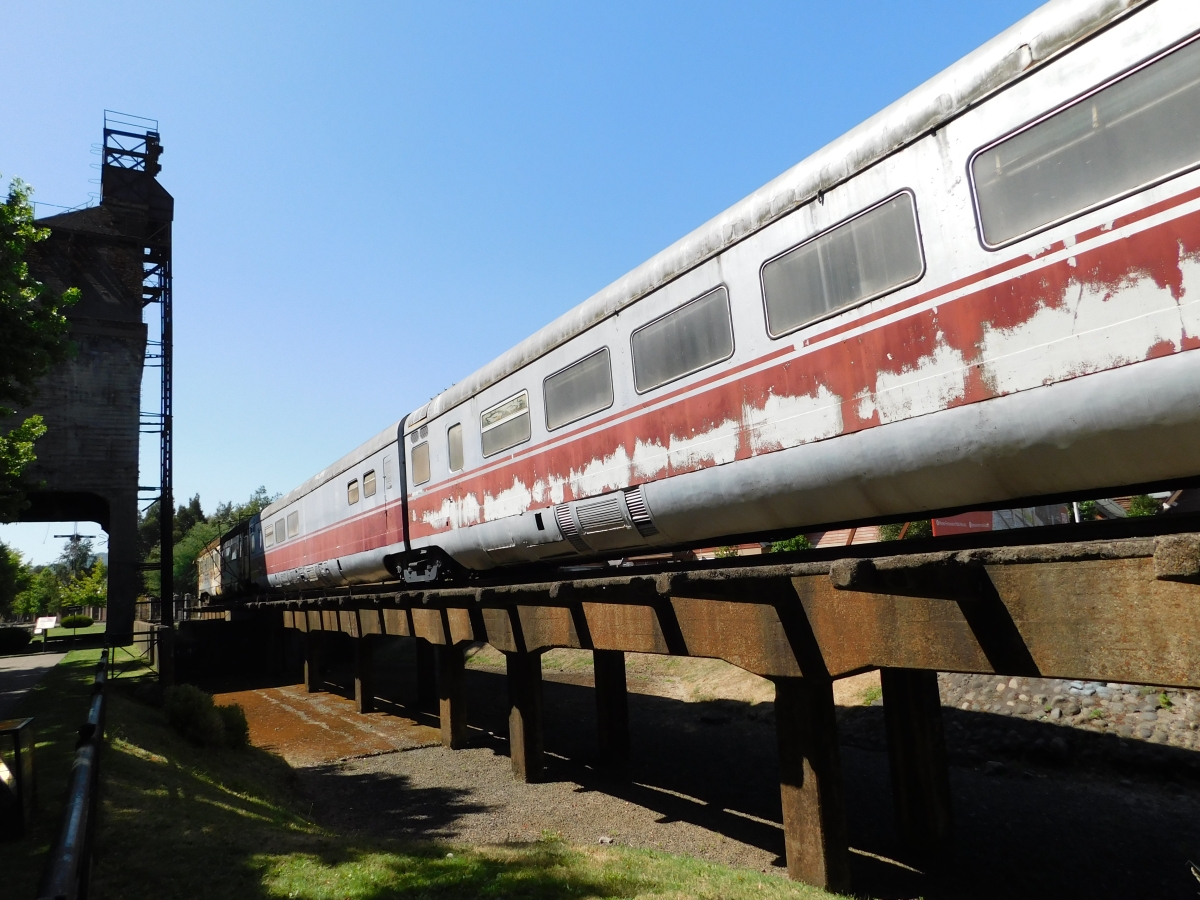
top-left (96, 681), bottom-right (817, 900)
top-left (0, 650), bottom-right (112, 899)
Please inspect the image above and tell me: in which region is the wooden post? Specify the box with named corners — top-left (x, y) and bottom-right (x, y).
top-left (774, 676), bottom-right (851, 891)
top-left (415, 637), bottom-right (437, 710)
top-left (436, 643), bottom-right (468, 749)
top-left (880, 667), bottom-right (954, 855)
top-left (506, 650), bottom-right (544, 782)
top-left (354, 636), bottom-right (375, 713)
top-left (593, 649), bottom-right (629, 769)
top-left (304, 631), bottom-right (324, 694)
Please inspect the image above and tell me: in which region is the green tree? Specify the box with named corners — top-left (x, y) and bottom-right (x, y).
top-left (0, 177), bottom-right (80, 521)
top-left (14, 567), bottom-right (62, 617)
top-left (766, 534), bottom-right (813, 553)
top-left (62, 557), bottom-right (107, 608)
top-left (53, 536), bottom-right (95, 583)
top-left (1127, 494), bottom-right (1160, 517)
top-left (0, 541), bottom-right (32, 619)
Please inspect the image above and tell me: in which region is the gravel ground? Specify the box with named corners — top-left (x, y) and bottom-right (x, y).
top-left (229, 643), bottom-right (1200, 900)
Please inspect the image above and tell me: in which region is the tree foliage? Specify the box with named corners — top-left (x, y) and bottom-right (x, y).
top-left (0, 541), bottom-right (32, 618)
top-left (0, 177), bottom-right (80, 521)
top-left (139, 486), bottom-right (279, 598)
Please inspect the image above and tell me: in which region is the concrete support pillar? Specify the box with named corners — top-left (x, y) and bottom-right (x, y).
top-left (593, 649), bottom-right (629, 770)
top-left (104, 490), bottom-right (139, 643)
top-left (436, 643), bottom-right (468, 749)
top-left (880, 667), bottom-right (954, 855)
top-left (157, 625), bottom-right (175, 687)
top-left (354, 636), bottom-right (375, 714)
top-left (506, 650), bottom-right (544, 782)
top-left (774, 676), bottom-right (851, 891)
top-left (304, 631), bottom-right (324, 694)
top-left (415, 638), bottom-right (437, 710)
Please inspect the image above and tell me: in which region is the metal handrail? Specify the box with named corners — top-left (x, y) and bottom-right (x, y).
top-left (36, 650), bottom-right (109, 900)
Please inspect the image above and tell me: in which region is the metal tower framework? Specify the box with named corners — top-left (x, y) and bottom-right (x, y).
top-left (103, 112), bottom-right (174, 625)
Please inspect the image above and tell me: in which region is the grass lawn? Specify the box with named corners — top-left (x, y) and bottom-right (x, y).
top-left (0, 649), bottom-right (109, 899)
top-left (95, 673), bottom-right (842, 900)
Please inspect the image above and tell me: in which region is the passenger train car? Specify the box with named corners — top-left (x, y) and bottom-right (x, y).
top-left (232, 0), bottom-right (1200, 593)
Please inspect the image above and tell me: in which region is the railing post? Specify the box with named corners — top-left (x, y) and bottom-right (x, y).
top-left (506, 650), bottom-right (544, 782)
top-left (594, 649), bottom-right (629, 770)
top-left (436, 643), bottom-right (468, 749)
top-left (774, 675), bottom-right (851, 891)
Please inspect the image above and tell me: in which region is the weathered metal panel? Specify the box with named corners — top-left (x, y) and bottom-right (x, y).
top-left (446, 608), bottom-right (477, 644)
top-left (795, 576), bottom-right (991, 678)
top-left (516, 605), bottom-right (579, 653)
top-left (987, 558), bottom-right (1200, 686)
top-left (482, 608), bottom-right (518, 652)
top-left (671, 597), bottom-right (802, 677)
top-left (382, 608), bottom-right (411, 637)
top-left (411, 608), bottom-right (446, 644)
top-left (357, 608), bottom-right (384, 636)
top-left (583, 603), bottom-right (668, 654)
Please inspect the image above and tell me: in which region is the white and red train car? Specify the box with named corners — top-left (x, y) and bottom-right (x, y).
top-left (243, 0), bottom-right (1200, 593)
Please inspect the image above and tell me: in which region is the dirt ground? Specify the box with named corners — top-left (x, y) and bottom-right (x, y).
top-left (215, 639), bottom-right (1200, 900)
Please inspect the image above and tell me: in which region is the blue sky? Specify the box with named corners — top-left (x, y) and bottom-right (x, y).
top-left (0, 0), bottom-right (1043, 564)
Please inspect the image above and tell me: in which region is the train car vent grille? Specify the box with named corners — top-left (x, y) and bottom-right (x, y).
top-left (624, 486), bottom-right (659, 537)
top-left (576, 496), bottom-right (627, 534)
top-left (554, 505), bottom-right (590, 552)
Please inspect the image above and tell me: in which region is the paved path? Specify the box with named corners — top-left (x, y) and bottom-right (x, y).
top-left (0, 652), bottom-right (66, 720)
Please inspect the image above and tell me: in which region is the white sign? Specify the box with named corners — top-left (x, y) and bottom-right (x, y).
top-left (34, 616), bottom-right (58, 635)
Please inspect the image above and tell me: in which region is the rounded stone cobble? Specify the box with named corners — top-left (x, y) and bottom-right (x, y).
top-left (937, 674), bottom-right (1200, 753)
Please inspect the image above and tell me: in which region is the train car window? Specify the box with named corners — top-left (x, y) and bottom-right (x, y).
top-left (972, 35), bottom-right (1200, 247)
top-left (363, 470), bottom-right (377, 498)
top-left (412, 441), bottom-right (431, 484)
top-left (632, 287), bottom-right (733, 393)
top-left (347, 479), bottom-right (360, 505)
top-left (761, 192), bottom-right (923, 337)
top-left (274, 519), bottom-right (285, 544)
top-left (287, 510), bottom-right (299, 538)
top-left (544, 348), bottom-right (614, 430)
top-left (481, 391), bottom-right (531, 457)
top-left (448, 424), bottom-right (464, 472)
top-left (383, 456), bottom-right (393, 490)
top-left (263, 524), bottom-right (273, 548)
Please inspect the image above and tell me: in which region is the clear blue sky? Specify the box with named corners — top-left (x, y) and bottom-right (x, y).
top-left (0, 0), bottom-right (1044, 564)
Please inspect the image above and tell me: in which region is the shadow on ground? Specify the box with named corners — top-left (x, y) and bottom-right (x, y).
top-left (294, 647), bottom-right (1200, 900)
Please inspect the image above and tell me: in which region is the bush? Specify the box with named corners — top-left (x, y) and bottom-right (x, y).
top-left (216, 703), bottom-right (250, 749)
top-left (766, 534), bottom-right (813, 553)
top-left (880, 520), bottom-right (933, 541)
top-left (163, 684), bottom-right (249, 749)
top-left (0, 627), bottom-right (32, 655)
top-left (60, 614), bottom-right (93, 629)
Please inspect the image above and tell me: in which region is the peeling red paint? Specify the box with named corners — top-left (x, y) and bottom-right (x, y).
top-left (272, 197), bottom-right (1200, 567)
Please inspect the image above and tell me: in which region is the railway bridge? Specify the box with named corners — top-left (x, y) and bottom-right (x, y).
top-left (245, 517), bottom-right (1200, 892)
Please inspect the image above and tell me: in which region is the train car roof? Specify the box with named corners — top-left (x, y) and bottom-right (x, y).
top-left (403, 0), bottom-right (1151, 434)
top-left (261, 420), bottom-right (402, 516)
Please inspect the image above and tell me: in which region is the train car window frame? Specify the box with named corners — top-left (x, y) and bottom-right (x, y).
top-left (286, 510), bottom-right (299, 539)
top-left (363, 470), bottom-right (377, 498)
top-left (383, 456), bottom-right (393, 490)
top-left (274, 519), bottom-right (285, 544)
top-left (347, 479), bottom-right (360, 505)
top-left (759, 190), bottom-right (925, 339)
top-left (543, 347), bottom-right (614, 431)
top-left (263, 524), bottom-right (273, 548)
top-left (631, 286), bottom-right (735, 394)
top-left (970, 32), bottom-right (1200, 250)
top-left (412, 441), bottom-right (431, 485)
top-left (447, 423), bottom-right (464, 472)
top-left (480, 390), bottom-right (531, 457)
